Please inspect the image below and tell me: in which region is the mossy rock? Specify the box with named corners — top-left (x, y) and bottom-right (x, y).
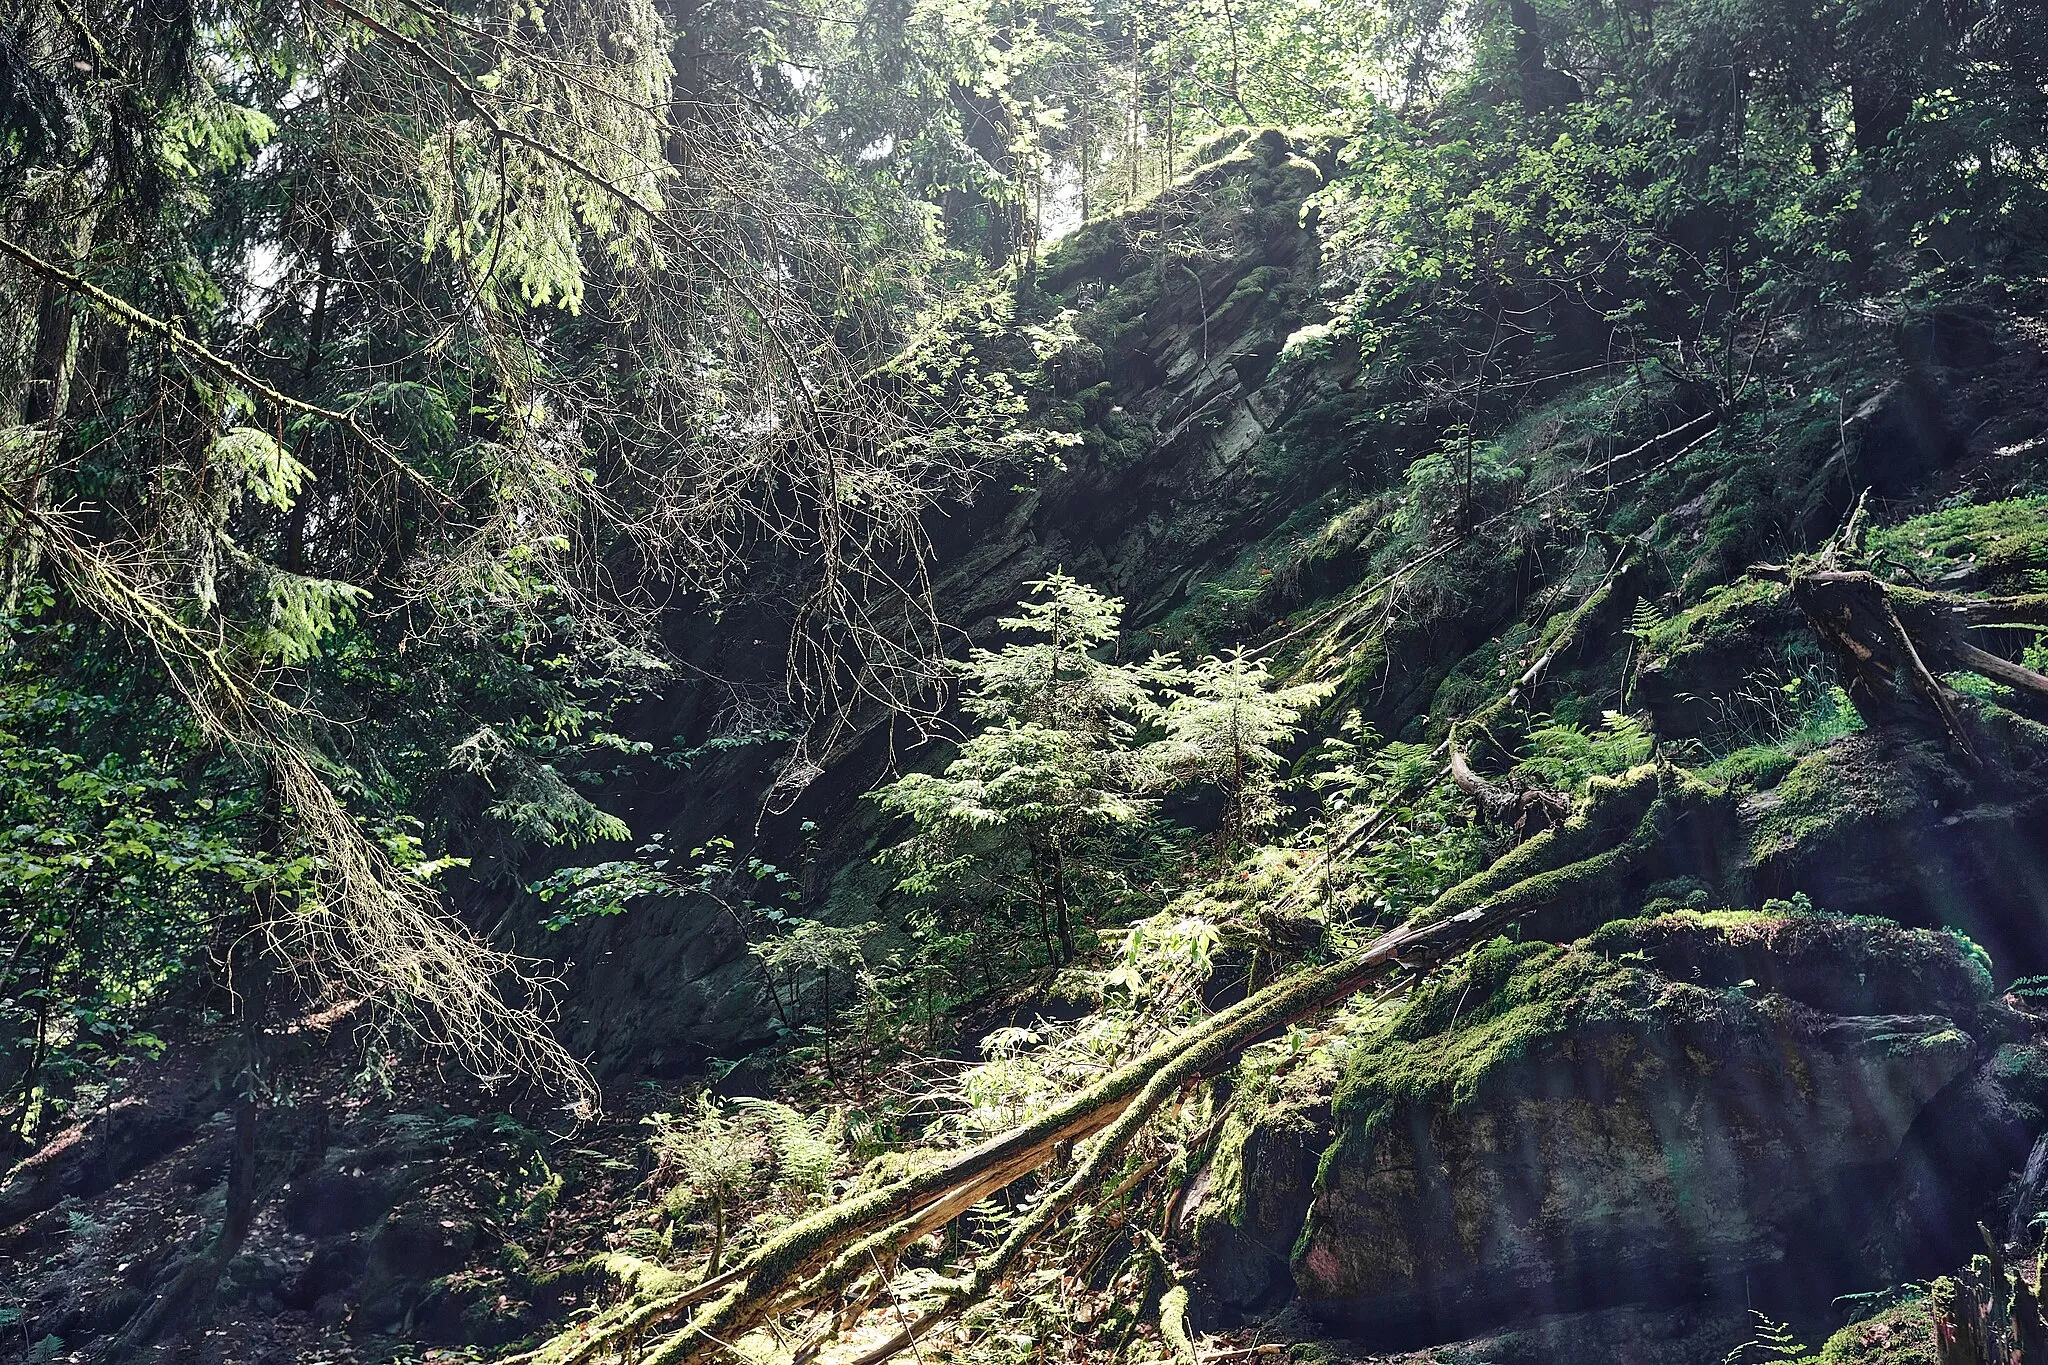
top-left (1816, 1293), bottom-right (1936, 1365)
top-left (1271, 910), bottom-right (2003, 1341)
top-left (1747, 736), bottom-right (1928, 865)
top-left (1583, 908), bottom-right (1996, 1028)
top-left (1865, 495), bottom-right (2048, 593)
top-left (1630, 576), bottom-right (1806, 741)
top-left (1192, 1048), bottom-right (1341, 1312)
top-left (1323, 919), bottom-right (1989, 1149)
top-left (1338, 1303), bottom-right (1768, 1365)
top-left (1210, 265), bottom-right (1296, 333)
top-left (1989, 1041), bottom-right (2048, 1127)
top-left (1743, 730), bottom-right (2048, 980)
top-left (1271, 153), bottom-right (1328, 200)
top-left (1706, 742), bottom-right (1804, 790)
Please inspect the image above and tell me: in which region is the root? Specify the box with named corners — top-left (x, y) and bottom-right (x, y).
top-left (1780, 567), bottom-right (2048, 741)
top-left (1160, 1283), bottom-right (1198, 1365)
top-left (1754, 496), bottom-right (2048, 741)
top-left (1448, 739), bottom-right (1573, 831)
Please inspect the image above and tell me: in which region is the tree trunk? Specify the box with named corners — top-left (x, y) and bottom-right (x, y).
top-left (20, 278), bottom-right (76, 426)
top-left (1050, 842), bottom-right (1074, 964)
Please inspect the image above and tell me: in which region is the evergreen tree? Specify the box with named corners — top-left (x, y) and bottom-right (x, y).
top-left (1149, 649), bottom-right (1332, 851)
top-left (956, 569), bottom-right (1158, 734)
top-left (875, 578), bottom-right (1341, 961)
top-left (873, 574), bottom-right (1163, 964)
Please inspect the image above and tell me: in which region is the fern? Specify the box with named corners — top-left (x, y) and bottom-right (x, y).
top-left (1514, 710), bottom-right (1655, 793)
top-left (1722, 1310), bottom-right (1813, 1364)
top-left (1627, 594), bottom-right (1667, 642)
top-left (733, 1098), bottom-right (842, 1200)
top-left (1621, 596), bottom-right (1669, 705)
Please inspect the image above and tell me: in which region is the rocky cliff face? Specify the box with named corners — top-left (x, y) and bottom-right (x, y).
top-left (547, 128), bottom-right (1351, 1076)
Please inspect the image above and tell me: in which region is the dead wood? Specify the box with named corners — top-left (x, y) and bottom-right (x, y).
top-left (517, 767), bottom-right (1687, 1365)
top-left (1783, 568), bottom-right (2048, 746)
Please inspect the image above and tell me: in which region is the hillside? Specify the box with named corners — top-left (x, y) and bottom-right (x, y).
top-left (6, 2), bottom-right (2048, 1364)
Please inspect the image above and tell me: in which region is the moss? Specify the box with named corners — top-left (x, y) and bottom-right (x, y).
top-left (1748, 740), bottom-right (1916, 863)
top-left (1329, 904), bottom-right (1996, 1184)
top-left (1196, 1006), bottom-right (1348, 1252)
top-left (509, 1164), bottom-right (560, 1223)
top-left (1200, 1106), bottom-right (1258, 1233)
top-left (1691, 449), bottom-right (1790, 583)
top-left (591, 1253), bottom-right (689, 1295)
top-left (854, 1147), bottom-right (948, 1193)
top-left (1416, 761), bottom-right (1673, 931)
top-left (1224, 264), bottom-right (1291, 307)
top-left (1584, 908), bottom-right (1995, 1023)
top-left (1271, 153), bottom-right (1327, 200)
top-left (1324, 937), bottom-right (1618, 1164)
top-left (1141, 495), bottom-right (1369, 650)
top-left (1706, 743), bottom-right (1802, 789)
top-left (1284, 1346), bottom-right (1344, 1365)
top-left (1988, 1042), bottom-right (2048, 1127)
top-left (1053, 244), bottom-right (1174, 355)
top-left (1037, 206), bottom-right (1156, 293)
top-left (1641, 576), bottom-right (1791, 657)
top-left (1816, 1291), bottom-right (1936, 1364)
top-left (1866, 495), bottom-right (2048, 592)
top-left (1594, 906), bottom-right (1780, 939)
top-left (1424, 632), bottom-right (1533, 733)
top-left (1187, 126), bottom-right (1258, 168)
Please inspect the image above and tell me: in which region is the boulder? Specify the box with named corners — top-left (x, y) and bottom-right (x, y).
top-left (1842, 371), bottom-right (1965, 501)
top-left (1746, 731), bottom-right (2048, 982)
top-left (1196, 911), bottom-right (2039, 1345)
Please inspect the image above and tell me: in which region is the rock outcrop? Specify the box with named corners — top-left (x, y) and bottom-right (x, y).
top-left (1196, 910), bottom-right (2044, 1345)
top-left (550, 129), bottom-right (1348, 1076)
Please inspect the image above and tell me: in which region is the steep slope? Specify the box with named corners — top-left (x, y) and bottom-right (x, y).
top-left (9, 120), bottom-right (2048, 1365)
top-left (494, 120), bottom-right (2048, 1364)
top-left (1200, 913), bottom-right (2046, 1339)
top-left (541, 128), bottom-right (1349, 1076)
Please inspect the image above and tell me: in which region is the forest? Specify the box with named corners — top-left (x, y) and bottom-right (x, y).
top-left (3, 0), bottom-right (2048, 1360)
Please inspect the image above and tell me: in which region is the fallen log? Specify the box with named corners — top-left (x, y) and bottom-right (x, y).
top-left (515, 765), bottom-right (1688, 1365)
top-left (1775, 567), bottom-right (2048, 749)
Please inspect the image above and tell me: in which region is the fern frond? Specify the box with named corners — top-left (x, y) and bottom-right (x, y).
top-left (1627, 595), bottom-right (1667, 641)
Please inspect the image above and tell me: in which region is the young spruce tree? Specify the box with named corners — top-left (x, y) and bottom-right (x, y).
top-left (1149, 649), bottom-right (1334, 852)
top-left (872, 573), bottom-right (1166, 963)
top-left (874, 576), bottom-right (1330, 966)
